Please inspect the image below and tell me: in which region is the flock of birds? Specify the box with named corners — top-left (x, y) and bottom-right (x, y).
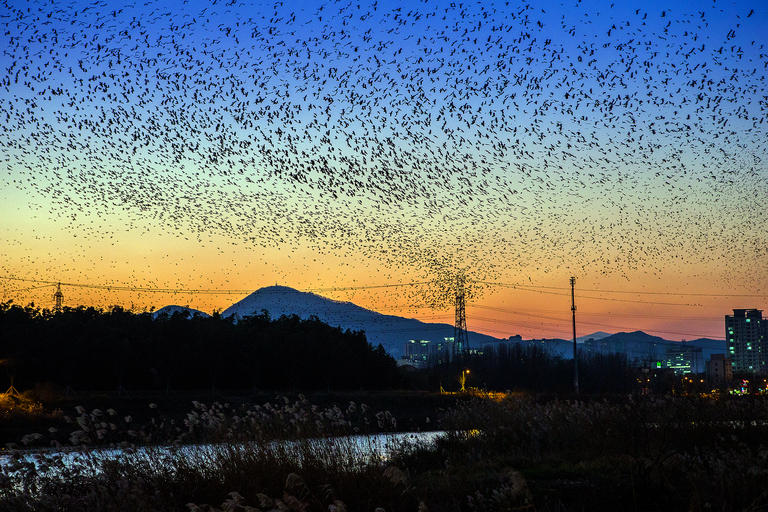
top-left (1, 0), bottom-right (767, 307)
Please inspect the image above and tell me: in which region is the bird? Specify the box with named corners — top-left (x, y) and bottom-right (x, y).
top-left (0, 0), bottom-right (765, 314)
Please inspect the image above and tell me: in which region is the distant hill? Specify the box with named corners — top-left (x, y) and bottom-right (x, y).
top-left (576, 331), bottom-right (612, 343)
top-left (600, 330), bottom-right (668, 345)
top-left (580, 331), bottom-right (726, 372)
top-left (499, 330), bottom-right (726, 372)
top-left (597, 331), bottom-right (726, 352)
top-left (152, 305), bottom-right (210, 320)
top-left (521, 338), bottom-right (573, 359)
top-left (518, 332), bottom-right (615, 359)
top-left (155, 290), bottom-right (728, 366)
top-left (220, 286), bottom-right (504, 357)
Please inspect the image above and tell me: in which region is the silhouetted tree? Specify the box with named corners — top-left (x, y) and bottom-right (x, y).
top-left (0, 301), bottom-right (400, 392)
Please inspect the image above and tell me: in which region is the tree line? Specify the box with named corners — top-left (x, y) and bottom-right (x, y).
top-left (412, 342), bottom-right (636, 394)
top-left (0, 302), bottom-right (399, 392)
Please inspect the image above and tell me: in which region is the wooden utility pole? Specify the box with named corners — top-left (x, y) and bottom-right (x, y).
top-left (571, 276), bottom-right (579, 394)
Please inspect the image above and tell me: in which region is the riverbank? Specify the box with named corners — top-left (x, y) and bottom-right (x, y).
top-left (0, 390), bottom-right (469, 447)
top-left (2, 394), bottom-right (768, 511)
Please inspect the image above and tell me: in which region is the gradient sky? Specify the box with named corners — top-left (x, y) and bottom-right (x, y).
top-left (2, 0), bottom-right (767, 341)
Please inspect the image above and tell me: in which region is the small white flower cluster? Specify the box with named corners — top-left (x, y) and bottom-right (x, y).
top-left (10, 397), bottom-right (399, 451)
top-left (375, 410), bottom-right (397, 430)
top-left (180, 396), bottom-right (396, 443)
top-left (20, 432), bottom-right (44, 446)
top-left (10, 402), bottom-right (161, 450)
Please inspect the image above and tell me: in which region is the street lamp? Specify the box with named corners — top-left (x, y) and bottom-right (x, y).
top-left (0, 359), bottom-right (19, 397)
top-left (460, 369), bottom-right (470, 392)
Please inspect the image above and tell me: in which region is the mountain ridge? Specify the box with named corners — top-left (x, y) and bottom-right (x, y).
top-left (220, 285), bottom-right (503, 357)
top-left (157, 287), bottom-right (727, 363)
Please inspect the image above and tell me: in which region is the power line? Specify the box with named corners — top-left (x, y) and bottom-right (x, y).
top-left (3, 275), bottom-right (764, 303)
top-left (482, 306), bottom-right (720, 321)
top-left (0, 275), bottom-right (729, 339)
top-left (0, 275), bottom-right (434, 295)
top-left (470, 315), bottom-right (575, 336)
top-left (486, 281), bottom-right (768, 299)
top-left (472, 305), bottom-right (725, 340)
top-left (477, 281), bottom-right (703, 306)
top-left (1, 283), bottom-right (57, 295)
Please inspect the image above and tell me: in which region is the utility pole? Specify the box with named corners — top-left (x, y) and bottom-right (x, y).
top-left (570, 276), bottom-right (579, 393)
top-left (454, 274), bottom-right (469, 361)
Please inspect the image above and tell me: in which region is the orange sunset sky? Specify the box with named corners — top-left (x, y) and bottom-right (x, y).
top-left (2, 0), bottom-right (768, 342)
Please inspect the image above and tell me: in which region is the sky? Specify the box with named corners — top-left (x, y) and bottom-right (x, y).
top-left (1, 0), bottom-right (767, 341)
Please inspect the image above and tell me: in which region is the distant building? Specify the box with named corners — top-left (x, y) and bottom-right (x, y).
top-left (430, 337), bottom-right (456, 365)
top-left (706, 354), bottom-right (733, 387)
top-left (401, 336), bottom-right (482, 368)
top-left (726, 309), bottom-right (768, 374)
top-left (401, 339), bottom-right (431, 368)
top-left (661, 344), bottom-right (702, 375)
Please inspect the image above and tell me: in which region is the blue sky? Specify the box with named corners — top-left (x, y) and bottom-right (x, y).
top-left (1, 0), bottom-right (767, 338)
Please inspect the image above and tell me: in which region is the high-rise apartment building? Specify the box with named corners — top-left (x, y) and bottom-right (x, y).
top-left (726, 309), bottom-right (767, 374)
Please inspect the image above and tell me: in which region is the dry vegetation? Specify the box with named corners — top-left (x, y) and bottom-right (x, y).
top-left (1, 395), bottom-right (767, 511)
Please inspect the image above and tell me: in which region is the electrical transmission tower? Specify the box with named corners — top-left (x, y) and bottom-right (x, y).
top-left (54, 282), bottom-right (63, 310)
top-left (453, 275), bottom-right (469, 360)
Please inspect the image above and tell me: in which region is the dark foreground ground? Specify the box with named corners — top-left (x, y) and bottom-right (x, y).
top-left (1, 392), bottom-right (767, 511)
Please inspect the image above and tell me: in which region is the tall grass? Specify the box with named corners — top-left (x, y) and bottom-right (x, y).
top-left (2, 395), bottom-right (768, 511)
top-left (0, 397), bottom-right (420, 511)
top-left (427, 395), bottom-right (768, 511)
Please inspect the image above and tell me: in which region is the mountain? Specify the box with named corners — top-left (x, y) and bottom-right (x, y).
top-left (600, 330), bottom-right (668, 345)
top-left (597, 331), bottom-right (726, 354)
top-left (512, 331), bottom-right (727, 372)
top-left (582, 331), bottom-right (726, 372)
top-left (152, 305), bottom-right (210, 320)
top-left (684, 337), bottom-right (727, 350)
top-left (521, 338), bottom-right (574, 358)
top-left (157, 289), bottom-right (728, 367)
top-left (576, 331), bottom-right (612, 343)
top-left (221, 286), bottom-right (504, 357)
top-left (517, 332), bottom-right (612, 359)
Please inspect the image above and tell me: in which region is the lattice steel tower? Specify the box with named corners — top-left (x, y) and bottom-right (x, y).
top-left (453, 275), bottom-right (469, 358)
top-left (54, 282), bottom-right (63, 310)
